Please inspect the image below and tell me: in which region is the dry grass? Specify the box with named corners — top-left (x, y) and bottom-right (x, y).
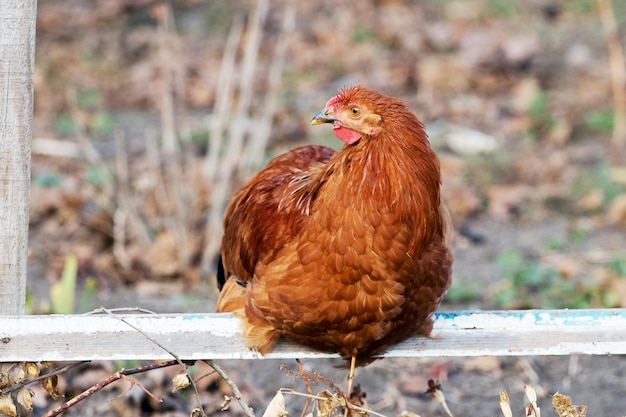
top-left (44, 1), bottom-right (297, 287)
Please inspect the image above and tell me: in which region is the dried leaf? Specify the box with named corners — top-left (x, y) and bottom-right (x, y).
top-left (432, 389), bottom-right (453, 417)
top-left (0, 364), bottom-right (26, 389)
top-left (172, 373), bottom-right (191, 392)
top-left (16, 387), bottom-right (34, 412)
top-left (262, 390), bottom-right (287, 417)
top-left (542, 254), bottom-right (585, 279)
top-left (428, 380), bottom-right (454, 417)
top-left (525, 385), bottom-right (540, 417)
top-left (0, 395), bottom-right (17, 417)
top-left (552, 392), bottom-right (579, 417)
top-left (607, 194), bottom-right (626, 226)
top-left (486, 184), bottom-right (533, 219)
top-left (499, 390), bottom-right (513, 417)
top-left (25, 363), bottom-right (39, 378)
top-left (220, 395), bottom-right (232, 411)
top-left (577, 190), bottom-right (604, 212)
top-left (41, 375), bottom-right (61, 400)
top-left (29, 187), bottom-right (66, 218)
top-left (144, 231), bottom-right (181, 277)
top-left (315, 390), bottom-right (343, 417)
top-left (349, 385), bottom-right (368, 410)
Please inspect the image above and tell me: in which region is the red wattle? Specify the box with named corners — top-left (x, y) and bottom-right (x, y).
top-left (333, 124), bottom-right (362, 145)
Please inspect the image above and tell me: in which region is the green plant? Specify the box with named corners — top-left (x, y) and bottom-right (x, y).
top-left (76, 277), bottom-right (98, 314)
top-left (49, 257), bottom-right (101, 314)
top-left (51, 255), bottom-right (77, 315)
top-left (585, 110), bottom-right (614, 134)
top-left (33, 172), bottom-right (62, 188)
top-left (570, 163), bottom-right (624, 207)
top-left (75, 88), bottom-right (102, 110)
top-left (493, 250), bottom-right (609, 309)
top-left (527, 90), bottom-right (555, 138)
top-left (486, 0), bottom-right (520, 17)
top-left (568, 224), bottom-right (590, 246)
top-left (187, 129), bottom-right (210, 155)
top-left (89, 111), bottom-right (116, 137)
top-left (351, 24), bottom-right (376, 43)
top-left (543, 236), bottom-right (567, 251)
top-left (203, 3), bottom-right (238, 37)
top-left (606, 256), bottom-right (626, 277)
top-left (54, 114), bottom-right (76, 137)
top-left (463, 151), bottom-right (512, 191)
top-left (68, 88), bottom-right (116, 137)
top-left (566, 0), bottom-right (593, 14)
top-left (445, 280), bottom-right (481, 304)
top-left (85, 165), bottom-right (113, 188)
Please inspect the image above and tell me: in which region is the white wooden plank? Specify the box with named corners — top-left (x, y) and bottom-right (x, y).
top-left (1, 310), bottom-right (625, 362)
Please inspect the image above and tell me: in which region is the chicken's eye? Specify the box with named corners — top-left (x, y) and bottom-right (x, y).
top-left (351, 108), bottom-right (359, 115)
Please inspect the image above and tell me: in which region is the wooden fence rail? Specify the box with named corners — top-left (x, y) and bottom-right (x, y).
top-left (1, 309), bottom-right (625, 362)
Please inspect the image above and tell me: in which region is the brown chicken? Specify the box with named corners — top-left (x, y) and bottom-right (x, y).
top-left (216, 86), bottom-right (452, 391)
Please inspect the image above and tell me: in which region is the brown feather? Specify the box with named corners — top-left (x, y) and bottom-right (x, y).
top-left (216, 86), bottom-right (452, 366)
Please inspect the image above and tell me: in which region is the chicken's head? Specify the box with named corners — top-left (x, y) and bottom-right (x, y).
top-left (310, 86), bottom-right (383, 145)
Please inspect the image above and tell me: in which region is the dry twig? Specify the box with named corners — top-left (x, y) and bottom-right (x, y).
top-left (154, 1), bottom-right (192, 276)
top-left (98, 307), bottom-right (209, 417)
top-left (41, 361), bottom-right (180, 417)
top-left (203, 0), bottom-right (273, 265)
top-left (203, 360), bottom-right (256, 417)
top-left (204, 15), bottom-right (244, 183)
top-left (242, 0), bottom-right (297, 176)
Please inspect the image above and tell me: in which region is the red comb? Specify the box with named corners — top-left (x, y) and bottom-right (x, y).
top-left (325, 86), bottom-right (360, 109)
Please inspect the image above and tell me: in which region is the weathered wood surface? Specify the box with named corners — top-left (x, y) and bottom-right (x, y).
top-left (1, 310), bottom-right (625, 362)
top-left (0, 0), bottom-right (37, 316)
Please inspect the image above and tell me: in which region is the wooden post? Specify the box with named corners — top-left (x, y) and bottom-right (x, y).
top-left (0, 0), bottom-right (37, 315)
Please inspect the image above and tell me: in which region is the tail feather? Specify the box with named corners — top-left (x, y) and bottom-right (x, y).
top-left (216, 278), bottom-right (280, 354)
top-left (215, 277), bottom-right (246, 313)
top-left (216, 255), bottom-right (226, 291)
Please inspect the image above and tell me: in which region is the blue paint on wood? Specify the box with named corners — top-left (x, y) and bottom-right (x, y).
top-left (433, 309), bottom-right (626, 327)
top-left (182, 314), bottom-right (209, 321)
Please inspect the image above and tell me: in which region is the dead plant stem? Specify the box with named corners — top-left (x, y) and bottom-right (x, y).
top-left (597, 0), bottom-right (626, 163)
top-left (156, 2), bottom-right (192, 274)
top-left (204, 0), bottom-right (270, 264)
top-left (203, 360), bottom-right (256, 417)
top-left (41, 361), bottom-right (180, 417)
top-left (102, 307), bottom-right (209, 417)
top-left (242, 0), bottom-right (296, 176)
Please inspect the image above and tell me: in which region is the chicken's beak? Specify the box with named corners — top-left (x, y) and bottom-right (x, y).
top-left (310, 111), bottom-right (337, 125)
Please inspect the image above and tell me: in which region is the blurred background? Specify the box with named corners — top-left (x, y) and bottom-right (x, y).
top-left (28, 0), bottom-right (626, 415)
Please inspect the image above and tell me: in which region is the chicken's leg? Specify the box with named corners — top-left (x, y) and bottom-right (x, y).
top-left (347, 354), bottom-right (356, 398)
top-left (343, 354), bottom-right (357, 417)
